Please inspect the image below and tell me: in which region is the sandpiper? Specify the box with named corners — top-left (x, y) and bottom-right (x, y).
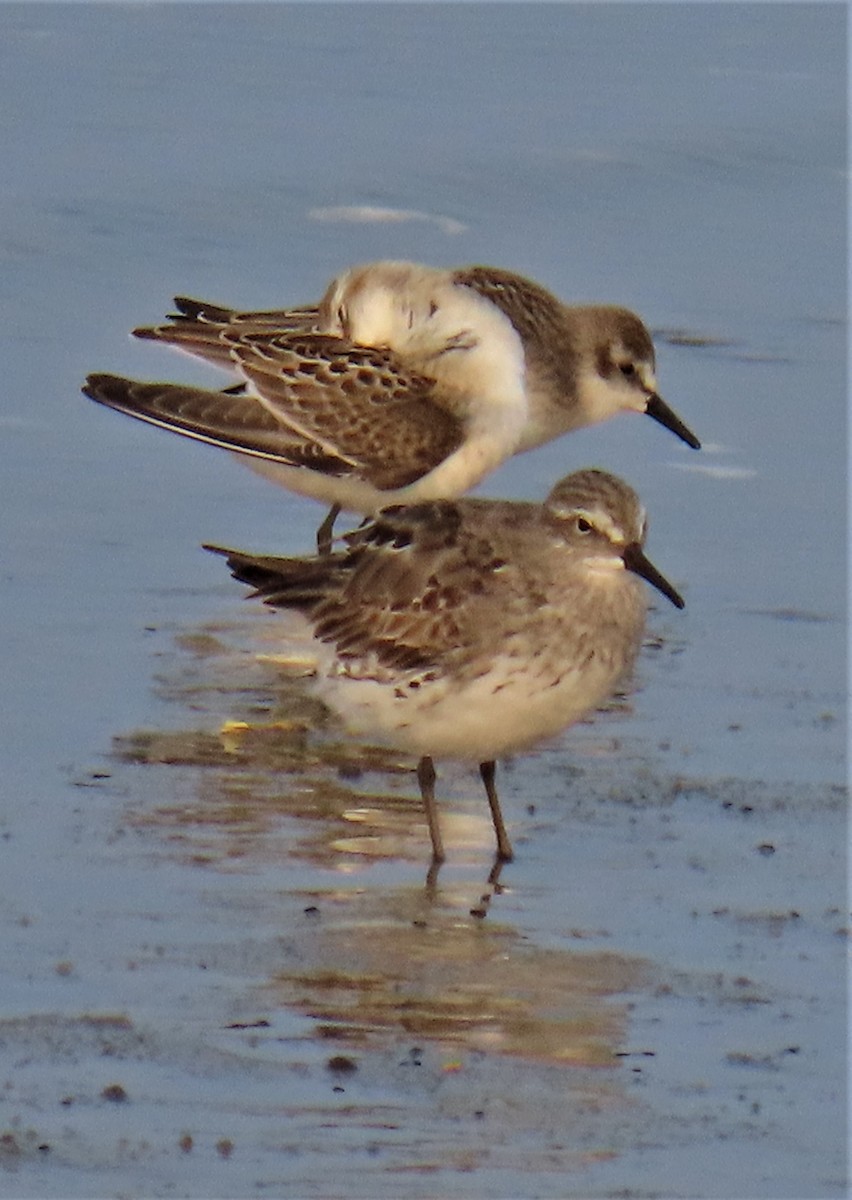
top-left (207, 468), bottom-right (685, 863)
top-left (83, 262), bottom-right (700, 548)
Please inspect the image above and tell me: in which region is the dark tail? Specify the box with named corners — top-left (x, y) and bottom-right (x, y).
top-left (203, 543), bottom-right (348, 611)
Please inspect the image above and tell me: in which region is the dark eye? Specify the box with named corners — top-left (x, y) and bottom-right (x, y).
top-left (619, 363), bottom-right (636, 378)
top-left (576, 517), bottom-right (592, 534)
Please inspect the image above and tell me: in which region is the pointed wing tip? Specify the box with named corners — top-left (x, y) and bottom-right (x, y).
top-left (82, 372), bottom-right (120, 400)
top-left (202, 542), bottom-right (251, 586)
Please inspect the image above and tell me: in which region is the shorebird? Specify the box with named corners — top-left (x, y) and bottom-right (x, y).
top-left (83, 262), bottom-right (700, 548)
top-left (206, 468), bottom-right (685, 864)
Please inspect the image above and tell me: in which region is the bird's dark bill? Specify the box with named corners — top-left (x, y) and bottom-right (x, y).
top-left (622, 543), bottom-right (685, 609)
top-left (645, 392), bottom-right (701, 450)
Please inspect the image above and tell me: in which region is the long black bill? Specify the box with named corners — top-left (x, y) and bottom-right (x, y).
top-left (645, 392), bottom-right (701, 450)
top-left (622, 542), bottom-right (685, 610)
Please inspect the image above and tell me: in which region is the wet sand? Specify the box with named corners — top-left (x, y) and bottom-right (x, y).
top-left (2, 615), bottom-right (845, 1198)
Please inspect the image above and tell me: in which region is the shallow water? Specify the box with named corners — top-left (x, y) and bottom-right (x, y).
top-left (0, 5), bottom-right (847, 1198)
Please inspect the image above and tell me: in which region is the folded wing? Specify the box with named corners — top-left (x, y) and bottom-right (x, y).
top-left (84, 333), bottom-right (463, 490)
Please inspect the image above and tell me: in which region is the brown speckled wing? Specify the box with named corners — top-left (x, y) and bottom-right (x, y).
top-left (228, 333), bottom-right (463, 489)
top-left (214, 499), bottom-right (533, 675)
top-left (85, 328), bottom-right (464, 488)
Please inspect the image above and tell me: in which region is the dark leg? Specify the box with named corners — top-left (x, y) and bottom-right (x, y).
top-left (469, 858), bottom-right (506, 919)
top-left (424, 857), bottom-right (442, 898)
top-left (479, 761), bottom-right (513, 862)
top-left (316, 503), bottom-right (341, 556)
top-left (416, 755), bottom-right (445, 863)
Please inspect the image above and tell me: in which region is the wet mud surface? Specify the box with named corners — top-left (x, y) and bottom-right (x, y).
top-left (2, 617), bottom-right (846, 1198)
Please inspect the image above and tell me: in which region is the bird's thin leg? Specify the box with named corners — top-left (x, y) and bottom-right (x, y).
top-left (424, 857), bottom-right (442, 898)
top-left (479, 760), bottom-right (513, 862)
top-left (487, 858), bottom-right (506, 889)
top-left (417, 755), bottom-right (445, 863)
top-left (469, 858), bottom-right (507, 919)
top-left (316, 503), bottom-right (341, 556)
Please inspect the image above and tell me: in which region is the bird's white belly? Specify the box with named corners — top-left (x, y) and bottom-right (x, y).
top-left (236, 454), bottom-right (386, 512)
top-left (317, 651), bottom-right (625, 763)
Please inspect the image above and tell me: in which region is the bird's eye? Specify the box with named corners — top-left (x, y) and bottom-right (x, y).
top-left (336, 305), bottom-right (348, 329)
top-left (619, 362), bottom-right (636, 378)
top-left (576, 517), bottom-right (593, 534)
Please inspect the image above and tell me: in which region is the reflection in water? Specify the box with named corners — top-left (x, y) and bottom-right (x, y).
top-left (264, 888), bottom-right (646, 1067)
top-left (113, 616), bottom-right (648, 1074)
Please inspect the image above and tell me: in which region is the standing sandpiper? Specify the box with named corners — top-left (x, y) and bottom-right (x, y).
top-left (207, 468), bottom-right (685, 863)
top-left (83, 261), bottom-right (700, 548)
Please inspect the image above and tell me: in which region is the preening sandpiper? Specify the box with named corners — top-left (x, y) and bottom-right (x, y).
top-left (207, 468), bottom-right (685, 864)
top-left (83, 261), bottom-right (700, 548)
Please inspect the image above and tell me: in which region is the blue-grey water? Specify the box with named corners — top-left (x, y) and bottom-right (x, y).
top-left (0, 5), bottom-right (846, 1198)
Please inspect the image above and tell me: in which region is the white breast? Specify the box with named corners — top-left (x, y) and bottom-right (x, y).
top-left (315, 641), bottom-right (631, 763)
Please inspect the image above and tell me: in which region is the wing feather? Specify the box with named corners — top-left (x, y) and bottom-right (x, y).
top-left (82, 374), bottom-right (354, 474)
top-left (133, 297), bottom-right (322, 367)
top-left (226, 333), bottom-right (463, 489)
top-left (208, 500), bottom-right (532, 675)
